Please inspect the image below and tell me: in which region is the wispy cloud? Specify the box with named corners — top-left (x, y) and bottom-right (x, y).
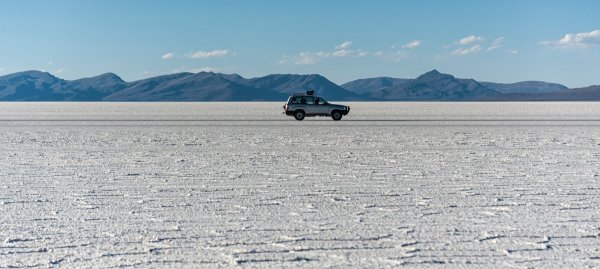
top-left (332, 49), bottom-right (351, 57)
top-left (452, 45), bottom-right (482, 55)
top-left (280, 41), bottom-right (367, 65)
top-left (331, 41), bottom-right (366, 58)
top-left (377, 51), bottom-right (410, 62)
top-left (451, 35), bottom-right (506, 56)
top-left (54, 68), bottom-right (64, 74)
top-left (280, 39), bottom-right (422, 65)
top-left (173, 66), bottom-right (220, 73)
top-left (401, 40), bottom-right (422, 49)
top-left (295, 52), bottom-right (322, 65)
top-left (188, 50), bottom-right (230, 59)
top-left (542, 29), bottom-right (600, 48)
top-left (487, 37), bottom-right (504, 51)
top-left (162, 52), bottom-right (174, 60)
top-left (457, 35), bottom-right (483, 45)
top-left (450, 35), bottom-right (484, 55)
top-left (335, 41), bottom-right (352, 50)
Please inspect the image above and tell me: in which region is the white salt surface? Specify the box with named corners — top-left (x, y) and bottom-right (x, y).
top-left (1, 102), bottom-right (599, 268)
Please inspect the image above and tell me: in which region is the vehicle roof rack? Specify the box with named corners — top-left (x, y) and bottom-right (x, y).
top-left (292, 90), bottom-right (315, 97)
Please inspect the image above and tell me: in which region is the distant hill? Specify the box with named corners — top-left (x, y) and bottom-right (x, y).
top-left (490, 85), bottom-right (600, 101)
top-left (103, 72), bottom-right (288, 101)
top-left (0, 71), bottom-right (67, 101)
top-left (343, 70), bottom-right (500, 100)
top-left (242, 74), bottom-right (364, 100)
top-left (0, 71), bottom-right (130, 101)
top-left (1, 69), bottom-right (599, 101)
top-left (480, 81), bottom-right (568, 94)
top-left (0, 71), bottom-right (342, 101)
top-left (340, 77), bottom-right (410, 95)
top-left (66, 73), bottom-right (128, 101)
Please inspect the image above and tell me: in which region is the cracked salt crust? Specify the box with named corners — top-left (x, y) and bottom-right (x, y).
top-left (1, 102), bottom-right (599, 268)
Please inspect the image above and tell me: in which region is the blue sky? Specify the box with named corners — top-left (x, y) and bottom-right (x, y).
top-left (0, 0), bottom-right (599, 87)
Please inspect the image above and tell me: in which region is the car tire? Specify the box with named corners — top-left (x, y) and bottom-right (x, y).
top-left (331, 110), bottom-right (342, 121)
top-left (294, 110), bottom-right (305, 121)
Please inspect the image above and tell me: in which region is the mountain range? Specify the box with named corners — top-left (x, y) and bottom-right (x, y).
top-left (1, 69), bottom-right (599, 101)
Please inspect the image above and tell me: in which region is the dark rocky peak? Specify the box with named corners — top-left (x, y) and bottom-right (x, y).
top-left (416, 69), bottom-right (454, 82)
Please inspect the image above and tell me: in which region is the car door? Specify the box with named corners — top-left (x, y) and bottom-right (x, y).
top-left (303, 96), bottom-right (316, 114)
top-left (313, 97), bottom-right (329, 115)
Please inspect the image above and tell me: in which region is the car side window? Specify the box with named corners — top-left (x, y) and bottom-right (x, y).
top-left (304, 96), bottom-right (314, 105)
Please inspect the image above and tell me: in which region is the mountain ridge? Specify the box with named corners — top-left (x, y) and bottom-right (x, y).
top-left (1, 70), bottom-right (599, 101)
top-left (344, 70), bottom-right (501, 100)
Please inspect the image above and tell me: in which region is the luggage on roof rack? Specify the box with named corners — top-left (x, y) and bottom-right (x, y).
top-left (292, 90), bottom-right (315, 96)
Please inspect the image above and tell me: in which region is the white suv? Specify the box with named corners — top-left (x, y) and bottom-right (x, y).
top-left (283, 91), bottom-right (350, 121)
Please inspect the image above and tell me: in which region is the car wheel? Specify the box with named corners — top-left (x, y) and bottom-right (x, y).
top-left (331, 110), bottom-right (342, 121)
top-left (294, 110), bottom-right (305, 121)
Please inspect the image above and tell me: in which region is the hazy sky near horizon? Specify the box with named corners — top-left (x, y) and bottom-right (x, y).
top-left (0, 0), bottom-right (599, 87)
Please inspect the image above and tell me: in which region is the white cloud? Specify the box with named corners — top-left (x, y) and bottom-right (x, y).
top-left (335, 41), bottom-right (352, 50)
top-left (457, 35), bottom-right (483, 45)
top-left (173, 66), bottom-right (220, 73)
top-left (486, 45), bottom-right (502, 52)
top-left (332, 41), bottom-right (367, 57)
top-left (452, 45), bottom-right (482, 55)
top-left (296, 52), bottom-right (321, 65)
top-left (332, 49), bottom-right (367, 57)
top-left (280, 39), bottom-right (421, 65)
top-left (542, 29), bottom-right (600, 48)
top-left (188, 50), bottom-right (230, 59)
top-left (377, 51), bottom-right (410, 62)
top-left (279, 52), bottom-right (321, 65)
top-left (487, 37), bottom-right (504, 51)
top-left (332, 49), bottom-right (350, 57)
top-left (280, 41), bottom-right (367, 65)
top-left (450, 35), bottom-right (507, 56)
top-left (54, 68), bottom-right (64, 74)
top-left (508, 50), bottom-right (518, 54)
top-left (401, 40), bottom-right (422, 49)
top-left (162, 52), bottom-right (174, 60)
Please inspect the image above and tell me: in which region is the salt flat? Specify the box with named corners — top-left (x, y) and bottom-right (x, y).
top-left (1, 102), bottom-right (599, 268)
